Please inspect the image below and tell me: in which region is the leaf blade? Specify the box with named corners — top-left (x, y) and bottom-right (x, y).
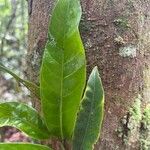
top-left (0, 143), bottom-right (52, 150)
top-left (72, 67), bottom-right (104, 150)
top-left (0, 64), bottom-right (40, 99)
top-left (0, 102), bottom-right (50, 139)
top-left (40, 0), bottom-right (86, 139)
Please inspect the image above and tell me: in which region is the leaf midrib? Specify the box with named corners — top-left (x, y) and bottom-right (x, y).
top-left (59, 0), bottom-right (72, 139)
top-left (60, 53), bottom-right (64, 139)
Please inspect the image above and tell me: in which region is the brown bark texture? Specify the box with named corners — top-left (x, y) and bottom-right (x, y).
top-left (27, 0), bottom-right (150, 150)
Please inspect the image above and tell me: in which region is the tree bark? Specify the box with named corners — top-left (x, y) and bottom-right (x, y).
top-left (26, 0), bottom-right (55, 110)
top-left (27, 0), bottom-right (150, 150)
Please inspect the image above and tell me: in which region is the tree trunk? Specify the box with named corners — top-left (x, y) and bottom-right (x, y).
top-left (27, 0), bottom-right (150, 150)
top-left (26, 0), bottom-right (55, 110)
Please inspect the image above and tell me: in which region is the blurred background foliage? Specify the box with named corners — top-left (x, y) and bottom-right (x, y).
top-left (0, 0), bottom-right (31, 142)
top-left (0, 0), bottom-right (28, 102)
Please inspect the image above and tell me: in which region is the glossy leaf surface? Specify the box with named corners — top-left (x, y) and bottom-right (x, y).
top-left (0, 64), bottom-right (40, 98)
top-left (0, 102), bottom-right (50, 139)
top-left (40, 0), bottom-right (86, 139)
top-left (0, 143), bottom-right (52, 150)
top-left (72, 67), bottom-right (104, 150)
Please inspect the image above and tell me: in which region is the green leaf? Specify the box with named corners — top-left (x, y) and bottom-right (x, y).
top-left (0, 64), bottom-right (40, 99)
top-left (0, 102), bottom-right (50, 139)
top-left (72, 67), bottom-right (104, 150)
top-left (40, 0), bottom-right (86, 139)
top-left (0, 143), bottom-right (52, 150)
